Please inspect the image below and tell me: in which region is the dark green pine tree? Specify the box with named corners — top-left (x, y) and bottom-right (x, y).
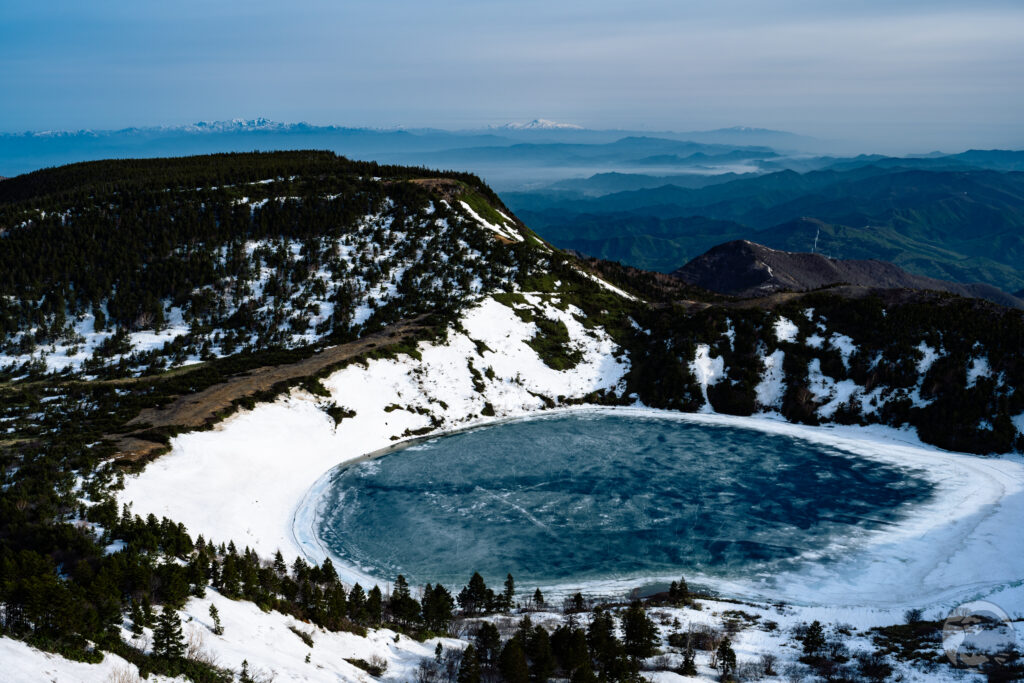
top-left (801, 620), bottom-right (826, 658)
top-left (389, 574), bottom-right (419, 625)
top-left (152, 605), bottom-right (185, 659)
top-left (586, 608), bottom-right (623, 678)
top-left (457, 644), bottom-right (482, 683)
top-left (550, 624), bottom-right (590, 675)
top-left (502, 573), bottom-right (515, 612)
top-left (129, 600), bottom-right (145, 638)
top-left (499, 639), bottom-right (530, 683)
top-left (347, 583), bottom-right (367, 623)
top-left (320, 557), bottom-right (338, 584)
top-left (421, 583), bottom-right (455, 633)
top-left (273, 551), bottom-right (288, 576)
top-left (141, 595), bottom-right (155, 628)
top-left (474, 622), bottom-right (502, 670)
top-left (533, 588), bottom-right (545, 610)
top-left (668, 576), bottom-right (690, 605)
top-left (527, 625), bottom-right (556, 682)
top-left (621, 601), bottom-right (658, 659)
top-left (717, 636), bottom-right (737, 679)
top-left (681, 632), bottom-right (697, 675)
top-left (209, 603), bottom-right (223, 635)
top-left (457, 572), bottom-right (491, 615)
top-left (366, 585), bottom-right (383, 625)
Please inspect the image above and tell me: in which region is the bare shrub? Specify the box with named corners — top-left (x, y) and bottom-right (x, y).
top-left (185, 626), bottom-right (220, 667)
top-left (690, 623), bottom-right (724, 651)
top-left (368, 654), bottom-right (388, 675)
top-left (106, 665), bottom-right (141, 683)
top-left (641, 654), bottom-right (678, 671)
top-left (734, 659), bottom-right (765, 681)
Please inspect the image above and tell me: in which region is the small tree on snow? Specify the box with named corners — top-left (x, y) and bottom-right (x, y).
top-left (716, 636), bottom-right (737, 680)
top-left (209, 604), bottom-right (224, 635)
top-left (153, 606), bottom-right (185, 659)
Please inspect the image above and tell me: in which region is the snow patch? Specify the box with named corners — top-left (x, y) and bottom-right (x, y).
top-left (830, 333), bottom-right (857, 369)
top-left (806, 359), bottom-right (860, 418)
top-left (576, 269), bottom-right (639, 301)
top-left (754, 349), bottom-right (785, 410)
top-left (967, 355), bottom-right (991, 388)
top-left (773, 316), bottom-right (798, 343)
top-left (0, 637), bottom-right (178, 683)
top-left (458, 201), bottom-right (523, 242)
top-left (1013, 411), bottom-right (1024, 437)
top-left (688, 344), bottom-right (724, 413)
top-left (915, 341), bottom-right (939, 375)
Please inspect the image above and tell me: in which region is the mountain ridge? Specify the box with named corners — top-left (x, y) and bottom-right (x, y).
top-left (673, 239), bottom-right (1024, 308)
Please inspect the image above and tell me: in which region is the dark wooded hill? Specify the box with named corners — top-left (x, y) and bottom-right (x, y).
top-left (673, 240), bottom-right (1024, 308)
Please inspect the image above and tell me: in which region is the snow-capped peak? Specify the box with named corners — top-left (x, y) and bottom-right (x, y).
top-left (497, 118), bottom-right (584, 130)
top-left (184, 117), bottom-right (285, 132)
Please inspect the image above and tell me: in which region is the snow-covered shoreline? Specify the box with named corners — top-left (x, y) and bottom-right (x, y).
top-left (120, 294), bottom-right (1024, 630)
top-left (290, 405), bottom-right (1024, 617)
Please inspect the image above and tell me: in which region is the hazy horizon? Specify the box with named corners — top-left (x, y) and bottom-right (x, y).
top-left (4, 1), bottom-right (1023, 153)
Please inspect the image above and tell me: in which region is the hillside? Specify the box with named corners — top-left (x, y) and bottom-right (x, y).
top-left (2, 153), bottom-right (1024, 682)
top-left (673, 239), bottom-right (1024, 308)
top-left (0, 152), bottom-right (540, 380)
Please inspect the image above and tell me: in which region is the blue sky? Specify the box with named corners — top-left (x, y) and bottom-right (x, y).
top-left (2, 0), bottom-right (1023, 148)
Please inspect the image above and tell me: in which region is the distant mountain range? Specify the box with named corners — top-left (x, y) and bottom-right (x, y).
top-left (673, 240), bottom-right (1024, 308)
top-left (507, 164), bottom-right (1024, 292)
top-left (0, 118), bottom-right (815, 182)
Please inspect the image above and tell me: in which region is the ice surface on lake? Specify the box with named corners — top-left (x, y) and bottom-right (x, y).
top-left (315, 413), bottom-right (933, 590)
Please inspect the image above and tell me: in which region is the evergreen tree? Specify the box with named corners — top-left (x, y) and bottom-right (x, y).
top-left (717, 636), bottom-right (737, 680)
top-left (422, 583), bottom-right (455, 633)
top-left (347, 583), bottom-right (367, 623)
top-left (621, 601), bottom-right (658, 659)
top-left (152, 605), bottom-right (185, 659)
top-left (527, 625), bottom-right (556, 682)
top-left (366, 585), bottom-right (383, 625)
top-left (457, 572), bottom-right (492, 615)
top-left (209, 603), bottom-right (223, 635)
top-left (320, 557), bottom-right (338, 584)
top-left (551, 624), bottom-right (590, 675)
top-left (587, 608), bottom-right (625, 679)
top-left (389, 574), bottom-right (419, 625)
top-left (668, 577), bottom-right (690, 605)
top-left (801, 620), bottom-right (826, 658)
top-left (499, 639), bottom-right (530, 683)
top-left (273, 550), bottom-right (288, 576)
top-left (474, 621), bottom-right (502, 670)
top-left (129, 600), bottom-right (145, 638)
top-left (502, 573), bottom-right (515, 612)
top-left (533, 588), bottom-right (545, 610)
top-left (141, 595), bottom-right (155, 627)
top-left (681, 631), bottom-right (697, 676)
top-left (457, 644), bottom-right (482, 683)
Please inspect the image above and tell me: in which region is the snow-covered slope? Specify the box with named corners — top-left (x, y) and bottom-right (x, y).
top-left (120, 294), bottom-right (628, 562)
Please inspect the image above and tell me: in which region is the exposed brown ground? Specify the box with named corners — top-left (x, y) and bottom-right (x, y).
top-left (110, 317), bottom-right (430, 462)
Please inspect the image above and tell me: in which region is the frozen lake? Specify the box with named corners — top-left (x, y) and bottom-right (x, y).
top-left (312, 412), bottom-right (936, 591)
